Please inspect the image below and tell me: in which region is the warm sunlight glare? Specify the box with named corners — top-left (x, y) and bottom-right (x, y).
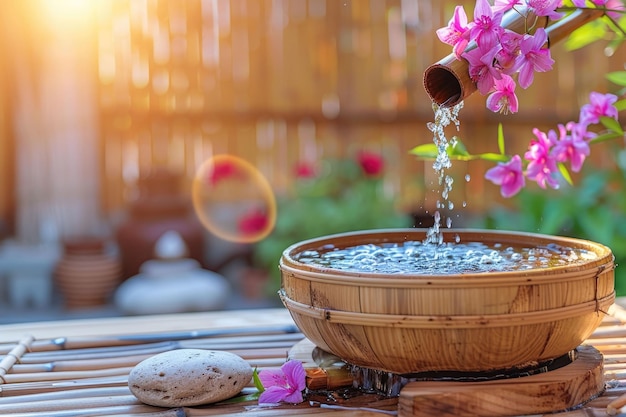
top-left (37, 0), bottom-right (96, 30)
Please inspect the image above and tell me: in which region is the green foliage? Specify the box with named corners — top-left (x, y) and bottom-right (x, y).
top-left (471, 147), bottom-right (626, 295)
top-left (252, 157), bottom-right (413, 291)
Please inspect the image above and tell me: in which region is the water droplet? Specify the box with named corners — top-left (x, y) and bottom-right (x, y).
top-left (465, 174), bottom-right (471, 182)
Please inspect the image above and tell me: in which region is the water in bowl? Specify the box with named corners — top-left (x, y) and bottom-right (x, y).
top-left (293, 240), bottom-right (598, 275)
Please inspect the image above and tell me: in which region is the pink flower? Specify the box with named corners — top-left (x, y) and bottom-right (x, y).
top-left (485, 155), bottom-right (526, 197)
top-left (463, 44), bottom-right (502, 95)
top-left (208, 160), bottom-right (239, 185)
top-left (238, 207), bottom-right (268, 235)
top-left (436, 5), bottom-right (470, 58)
top-left (258, 360), bottom-right (306, 404)
top-left (493, 0), bottom-right (524, 12)
top-left (525, 128), bottom-right (560, 189)
top-left (487, 74), bottom-right (519, 114)
top-left (495, 31), bottom-right (523, 74)
top-left (357, 151), bottom-right (384, 176)
top-left (514, 28), bottom-right (554, 89)
top-left (527, 0), bottom-right (565, 20)
top-left (294, 161), bottom-right (317, 178)
top-left (551, 123), bottom-right (590, 172)
top-left (579, 92), bottom-right (619, 126)
top-left (469, 0), bottom-right (504, 49)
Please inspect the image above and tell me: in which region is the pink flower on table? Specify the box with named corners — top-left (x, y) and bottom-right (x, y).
top-left (258, 360), bottom-right (306, 405)
top-left (485, 155), bottom-right (526, 197)
top-left (463, 44), bottom-right (502, 95)
top-left (469, 0), bottom-right (504, 48)
top-left (579, 92), bottom-right (619, 126)
top-left (486, 74), bottom-right (519, 114)
top-left (525, 128), bottom-right (560, 189)
top-left (551, 122), bottom-right (590, 173)
top-left (514, 28), bottom-right (554, 89)
top-left (436, 5), bottom-right (470, 58)
top-left (527, 0), bottom-right (565, 20)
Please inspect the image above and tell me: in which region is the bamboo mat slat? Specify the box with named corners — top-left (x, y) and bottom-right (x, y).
top-left (2, 305), bottom-right (626, 416)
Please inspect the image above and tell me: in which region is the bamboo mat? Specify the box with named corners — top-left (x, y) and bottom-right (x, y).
top-left (2, 306), bottom-right (626, 416)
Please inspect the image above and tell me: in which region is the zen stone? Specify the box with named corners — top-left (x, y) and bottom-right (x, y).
top-left (129, 349), bottom-right (253, 407)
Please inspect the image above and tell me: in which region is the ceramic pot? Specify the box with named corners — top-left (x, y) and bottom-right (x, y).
top-left (54, 237), bottom-right (122, 309)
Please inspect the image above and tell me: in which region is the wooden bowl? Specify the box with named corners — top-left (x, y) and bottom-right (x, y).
top-left (279, 229), bottom-right (615, 374)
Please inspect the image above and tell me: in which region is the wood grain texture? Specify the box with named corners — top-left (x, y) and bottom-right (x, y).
top-left (398, 345), bottom-right (604, 417)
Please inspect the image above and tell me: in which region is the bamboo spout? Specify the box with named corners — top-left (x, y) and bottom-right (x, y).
top-left (423, 8), bottom-right (605, 107)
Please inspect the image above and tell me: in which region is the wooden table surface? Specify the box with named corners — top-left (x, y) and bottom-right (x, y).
top-left (1, 306), bottom-right (626, 416)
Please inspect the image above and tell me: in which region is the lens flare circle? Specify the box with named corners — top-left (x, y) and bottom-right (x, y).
top-left (192, 154), bottom-right (276, 244)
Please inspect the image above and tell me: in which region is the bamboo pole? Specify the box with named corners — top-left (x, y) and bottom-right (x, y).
top-left (0, 335), bottom-right (33, 383)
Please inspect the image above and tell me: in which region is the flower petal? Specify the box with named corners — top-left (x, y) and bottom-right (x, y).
top-left (282, 360), bottom-right (307, 391)
top-left (259, 386), bottom-right (290, 404)
top-left (258, 369), bottom-right (287, 388)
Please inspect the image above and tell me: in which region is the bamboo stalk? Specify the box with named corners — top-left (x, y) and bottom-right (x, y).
top-left (0, 335), bottom-right (34, 382)
top-left (0, 386), bottom-right (132, 403)
top-left (1, 366), bottom-right (134, 384)
top-left (13, 337), bottom-right (301, 368)
top-left (0, 324), bottom-right (300, 354)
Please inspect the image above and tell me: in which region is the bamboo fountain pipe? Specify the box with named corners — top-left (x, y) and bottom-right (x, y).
top-left (423, 7), bottom-right (606, 107)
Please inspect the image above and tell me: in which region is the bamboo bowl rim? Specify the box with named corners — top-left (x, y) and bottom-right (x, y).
top-left (280, 228), bottom-right (615, 285)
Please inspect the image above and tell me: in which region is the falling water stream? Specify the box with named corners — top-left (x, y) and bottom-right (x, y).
top-left (292, 102), bottom-right (600, 273)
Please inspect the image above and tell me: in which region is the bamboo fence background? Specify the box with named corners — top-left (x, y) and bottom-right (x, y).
top-left (0, 0), bottom-right (624, 240)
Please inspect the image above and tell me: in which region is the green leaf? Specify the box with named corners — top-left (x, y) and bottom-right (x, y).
top-left (606, 71), bottom-right (626, 87)
top-left (590, 131), bottom-right (624, 144)
top-left (449, 139), bottom-right (470, 157)
top-left (497, 123), bottom-right (505, 155)
top-left (478, 153), bottom-right (510, 162)
top-left (409, 144), bottom-right (439, 159)
top-left (600, 116), bottom-right (624, 134)
top-left (558, 163), bottom-right (573, 186)
top-left (615, 99), bottom-right (626, 112)
top-left (564, 21), bottom-right (607, 51)
top-left (252, 368), bottom-right (265, 393)
top-left (217, 392), bottom-right (261, 404)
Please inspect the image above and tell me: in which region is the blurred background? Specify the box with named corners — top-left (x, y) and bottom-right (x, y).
top-left (0, 0), bottom-right (624, 323)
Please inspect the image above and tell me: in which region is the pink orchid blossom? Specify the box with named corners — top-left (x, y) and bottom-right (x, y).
top-left (515, 28), bottom-right (554, 89)
top-left (495, 30), bottom-right (523, 74)
top-left (469, 0), bottom-right (504, 48)
top-left (579, 92), bottom-right (619, 126)
top-left (485, 155), bottom-right (526, 197)
top-left (493, 0), bottom-right (524, 13)
top-left (526, 0), bottom-right (565, 20)
top-left (258, 360), bottom-right (306, 405)
top-left (525, 128), bottom-right (560, 189)
top-left (463, 44), bottom-right (502, 95)
top-left (436, 5), bottom-right (471, 59)
top-left (551, 123), bottom-right (590, 172)
top-left (487, 74), bottom-right (519, 114)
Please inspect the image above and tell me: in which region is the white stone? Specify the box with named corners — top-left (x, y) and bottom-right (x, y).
top-left (129, 349), bottom-right (253, 407)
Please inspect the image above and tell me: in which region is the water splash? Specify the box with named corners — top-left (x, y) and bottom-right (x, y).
top-left (425, 101), bottom-right (463, 245)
